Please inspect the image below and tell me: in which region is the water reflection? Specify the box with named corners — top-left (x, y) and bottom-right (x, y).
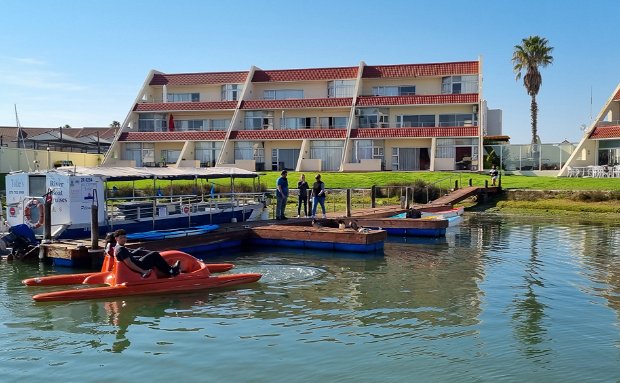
top-left (511, 226), bottom-right (549, 355)
top-left (2, 215), bottom-right (620, 381)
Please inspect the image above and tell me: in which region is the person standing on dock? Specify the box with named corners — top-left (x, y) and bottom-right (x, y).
top-left (490, 165), bottom-right (499, 186)
top-left (311, 174), bottom-right (326, 219)
top-left (297, 174), bottom-right (309, 218)
top-left (275, 170), bottom-right (289, 220)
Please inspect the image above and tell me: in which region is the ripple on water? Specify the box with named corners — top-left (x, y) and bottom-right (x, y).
top-left (234, 264), bottom-right (327, 287)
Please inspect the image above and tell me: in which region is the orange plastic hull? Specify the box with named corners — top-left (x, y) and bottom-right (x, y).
top-left (32, 273), bottom-right (261, 302)
top-left (22, 263), bottom-right (235, 286)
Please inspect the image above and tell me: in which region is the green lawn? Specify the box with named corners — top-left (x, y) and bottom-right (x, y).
top-left (251, 171), bottom-right (620, 191)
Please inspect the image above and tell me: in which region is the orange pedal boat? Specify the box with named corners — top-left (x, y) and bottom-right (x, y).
top-left (23, 250), bottom-right (235, 286)
top-left (25, 250), bottom-right (261, 302)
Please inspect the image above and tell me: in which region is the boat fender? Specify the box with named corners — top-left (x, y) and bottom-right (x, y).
top-left (24, 199), bottom-right (45, 229)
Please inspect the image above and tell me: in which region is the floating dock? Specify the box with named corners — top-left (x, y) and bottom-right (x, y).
top-left (41, 219), bottom-right (385, 267)
top-left (250, 224), bottom-right (385, 252)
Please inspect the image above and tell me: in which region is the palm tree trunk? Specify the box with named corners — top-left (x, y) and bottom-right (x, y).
top-left (530, 95), bottom-right (538, 145)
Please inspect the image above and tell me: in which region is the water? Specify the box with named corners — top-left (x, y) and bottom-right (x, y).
top-left (1, 214), bottom-right (620, 382)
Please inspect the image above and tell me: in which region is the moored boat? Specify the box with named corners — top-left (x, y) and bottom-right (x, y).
top-left (26, 250), bottom-right (261, 302)
top-left (4, 166), bottom-right (268, 240)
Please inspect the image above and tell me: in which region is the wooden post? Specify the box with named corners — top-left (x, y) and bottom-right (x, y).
top-left (468, 178), bottom-right (473, 187)
top-left (498, 172), bottom-right (502, 188)
top-left (454, 180), bottom-right (459, 191)
top-left (345, 189), bottom-right (352, 217)
top-left (91, 201), bottom-right (99, 250)
top-left (44, 194), bottom-right (52, 242)
top-left (405, 187), bottom-right (411, 209)
top-left (371, 185), bottom-right (376, 208)
top-left (485, 180), bottom-right (488, 188)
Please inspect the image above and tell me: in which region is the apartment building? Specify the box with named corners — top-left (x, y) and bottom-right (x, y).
top-left (104, 60), bottom-right (490, 172)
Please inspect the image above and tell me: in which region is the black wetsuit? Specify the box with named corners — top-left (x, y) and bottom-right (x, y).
top-left (114, 245), bottom-right (172, 275)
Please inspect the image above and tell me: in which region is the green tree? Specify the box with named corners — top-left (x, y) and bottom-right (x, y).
top-left (110, 121), bottom-right (121, 128)
top-left (512, 36), bottom-right (554, 145)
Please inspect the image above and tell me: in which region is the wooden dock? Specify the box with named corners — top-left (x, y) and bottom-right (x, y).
top-left (36, 185), bottom-right (499, 267)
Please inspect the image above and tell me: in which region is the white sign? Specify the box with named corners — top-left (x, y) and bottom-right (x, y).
top-left (5, 173), bottom-right (29, 226)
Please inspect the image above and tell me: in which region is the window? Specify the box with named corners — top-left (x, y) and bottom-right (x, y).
top-left (328, 80), bottom-right (355, 98)
top-left (354, 140), bottom-right (384, 163)
top-left (310, 140), bottom-right (344, 171)
top-left (174, 119), bottom-right (206, 131)
top-left (280, 117), bottom-right (315, 130)
top-left (245, 111), bottom-right (273, 130)
top-left (221, 84), bottom-right (242, 101)
top-left (210, 119), bottom-right (230, 131)
top-left (123, 143), bottom-right (154, 166)
top-left (234, 141), bottom-right (263, 161)
top-left (138, 113), bottom-right (167, 132)
top-left (160, 149), bottom-right (180, 164)
top-left (397, 115), bottom-right (435, 127)
top-left (372, 86), bottom-right (416, 96)
top-left (167, 93), bottom-right (199, 102)
top-left (318, 117), bottom-right (348, 129)
top-left (441, 75), bottom-right (478, 94)
top-left (264, 89), bottom-right (304, 99)
top-left (195, 141), bottom-right (222, 167)
top-left (438, 114), bottom-right (476, 127)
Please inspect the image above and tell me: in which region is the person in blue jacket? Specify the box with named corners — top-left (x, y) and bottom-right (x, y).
top-left (275, 170), bottom-right (289, 220)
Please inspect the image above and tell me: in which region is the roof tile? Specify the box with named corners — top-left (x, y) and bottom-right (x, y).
top-left (589, 125), bottom-right (620, 139)
top-left (252, 67), bottom-right (358, 82)
top-left (614, 89), bottom-right (620, 101)
top-left (362, 61), bottom-right (479, 78)
top-left (350, 127), bottom-right (479, 138)
top-left (134, 101), bottom-right (237, 112)
top-left (356, 94), bottom-right (478, 106)
top-left (119, 131), bottom-right (226, 141)
top-left (230, 129), bottom-right (347, 140)
top-left (150, 72), bottom-right (247, 86)
top-left (241, 98), bottom-right (353, 109)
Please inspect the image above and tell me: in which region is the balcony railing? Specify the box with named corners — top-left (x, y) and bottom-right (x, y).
top-left (595, 120), bottom-right (620, 127)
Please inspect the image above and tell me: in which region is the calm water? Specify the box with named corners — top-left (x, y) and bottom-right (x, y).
top-left (1, 214), bottom-right (620, 382)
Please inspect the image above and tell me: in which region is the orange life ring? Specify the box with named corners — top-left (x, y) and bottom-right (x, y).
top-left (24, 199), bottom-right (45, 228)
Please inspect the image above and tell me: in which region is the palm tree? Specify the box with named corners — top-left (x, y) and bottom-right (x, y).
top-left (110, 121), bottom-right (121, 128)
top-left (512, 36), bottom-right (554, 145)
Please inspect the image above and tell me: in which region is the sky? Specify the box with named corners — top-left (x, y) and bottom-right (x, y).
top-left (1, 0), bottom-right (618, 144)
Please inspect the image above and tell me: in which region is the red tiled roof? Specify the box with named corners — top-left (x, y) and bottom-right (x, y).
top-left (350, 127), bottom-right (479, 138)
top-left (614, 89), bottom-right (620, 101)
top-left (589, 125), bottom-right (620, 139)
top-left (119, 131), bottom-right (226, 141)
top-left (362, 61), bottom-right (479, 78)
top-left (150, 72), bottom-right (247, 86)
top-left (356, 94), bottom-right (478, 106)
top-left (134, 101), bottom-right (238, 112)
top-left (230, 129), bottom-right (347, 140)
top-left (252, 67), bottom-right (358, 82)
top-left (241, 98), bottom-right (353, 109)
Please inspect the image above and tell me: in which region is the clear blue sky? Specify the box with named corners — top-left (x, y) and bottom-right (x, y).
top-left (1, 0), bottom-right (618, 144)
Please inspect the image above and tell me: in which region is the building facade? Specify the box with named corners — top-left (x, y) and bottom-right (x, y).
top-left (559, 83), bottom-right (620, 176)
top-left (104, 60), bottom-right (490, 172)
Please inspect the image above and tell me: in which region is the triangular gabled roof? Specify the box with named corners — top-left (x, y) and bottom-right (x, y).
top-left (558, 83), bottom-right (620, 176)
